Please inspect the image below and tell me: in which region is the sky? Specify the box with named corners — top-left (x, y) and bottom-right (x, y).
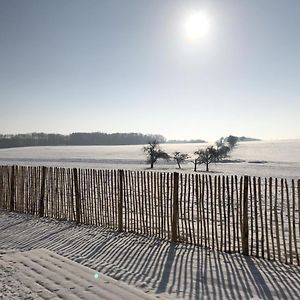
top-left (0, 0), bottom-right (300, 141)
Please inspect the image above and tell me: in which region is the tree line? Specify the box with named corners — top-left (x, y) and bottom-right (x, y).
top-left (143, 135), bottom-right (239, 172)
top-left (0, 132), bottom-right (166, 148)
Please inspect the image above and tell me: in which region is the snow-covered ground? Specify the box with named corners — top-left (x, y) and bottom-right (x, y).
top-left (1, 211), bottom-right (299, 300)
top-left (0, 248), bottom-right (158, 300)
top-left (0, 140), bottom-right (299, 180)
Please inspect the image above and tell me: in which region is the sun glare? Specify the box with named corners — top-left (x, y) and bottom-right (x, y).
top-left (184, 11), bottom-right (211, 41)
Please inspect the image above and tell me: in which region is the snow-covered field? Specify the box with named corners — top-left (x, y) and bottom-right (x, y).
top-left (1, 140), bottom-right (299, 299)
top-left (1, 211), bottom-right (300, 300)
top-left (0, 140), bottom-right (299, 180)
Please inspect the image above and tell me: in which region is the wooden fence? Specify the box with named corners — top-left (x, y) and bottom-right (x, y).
top-left (0, 165), bottom-right (299, 265)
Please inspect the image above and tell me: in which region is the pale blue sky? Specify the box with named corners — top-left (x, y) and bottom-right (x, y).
top-left (0, 0), bottom-right (299, 141)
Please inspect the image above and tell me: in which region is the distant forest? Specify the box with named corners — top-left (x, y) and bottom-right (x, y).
top-left (0, 132), bottom-right (166, 149)
top-left (236, 136), bottom-right (260, 142)
top-left (166, 139), bottom-right (206, 144)
top-left (0, 133), bottom-right (260, 149)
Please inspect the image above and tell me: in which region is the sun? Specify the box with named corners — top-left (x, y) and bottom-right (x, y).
top-left (184, 11), bottom-right (211, 40)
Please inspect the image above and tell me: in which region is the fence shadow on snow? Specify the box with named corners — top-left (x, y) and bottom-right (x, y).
top-left (0, 165), bottom-right (299, 266)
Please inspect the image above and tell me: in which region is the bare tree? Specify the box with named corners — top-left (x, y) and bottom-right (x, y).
top-left (193, 149), bottom-right (206, 172)
top-left (173, 152), bottom-right (190, 169)
top-left (191, 157), bottom-right (200, 172)
top-left (143, 140), bottom-right (169, 169)
top-left (195, 146), bottom-right (218, 172)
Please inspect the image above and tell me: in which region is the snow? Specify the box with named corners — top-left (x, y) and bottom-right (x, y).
top-left (0, 140), bottom-right (299, 180)
top-left (0, 257), bottom-right (36, 299)
top-left (1, 248), bottom-right (158, 300)
top-left (1, 211), bottom-right (300, 299)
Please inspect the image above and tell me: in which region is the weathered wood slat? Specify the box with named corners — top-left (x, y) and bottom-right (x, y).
top-left (253, 177), bottom-right (259, 257)
top-left (187, 174), bottom-right (193, 243)
top-left (222, 176), bottom-right (226, 252)
top-left (206, 175), bottom-right (210, 248)
top-left (231, 176), bottom-right (235, 253)
top-left (281, 179), bottom-right (287, 264)
top-left (291, 180), bottom-right (299, 265)
top-left (242, 176), bottom-right (249, 256)
top-left (265, 178), bottom-right (270, 260)
top-left (285, 179), bottom-right (293, 264)
top-left (214, 176), bottom-right (219, 251)
top-left (218, 176), bottom-right (223, 251)
top-left (195, 174), bottom-right (200, 246)
top-left (258, 177), bottom-right (264, 258)
top-left (269, 177), bottom-right (275, 260)
top-left (210, 176), bottom-right (215, 249)
top-left (171, 172), bottom-right (179, 242)
top-left (226, 176), bottom-right (231, 253)
top-left (249, 177), bottom-right (253, 256)
top-left (274, 178), bottom-right (281, 262)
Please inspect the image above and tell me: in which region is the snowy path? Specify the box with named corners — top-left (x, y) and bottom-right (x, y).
top-left (0, 210), bottom-right (300, 299)
top-left (1, 248), bottom-right (157, 299)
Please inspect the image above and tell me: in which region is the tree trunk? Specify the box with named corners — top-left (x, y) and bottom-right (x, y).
top-left (177, 162), bottom-right (181, 169)
top-left (206, 163), bottom-right (209, 172)
top-left (194, 160), bottom-right (197, 172)
top-left (151, 161), bottom-right (154, 169)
